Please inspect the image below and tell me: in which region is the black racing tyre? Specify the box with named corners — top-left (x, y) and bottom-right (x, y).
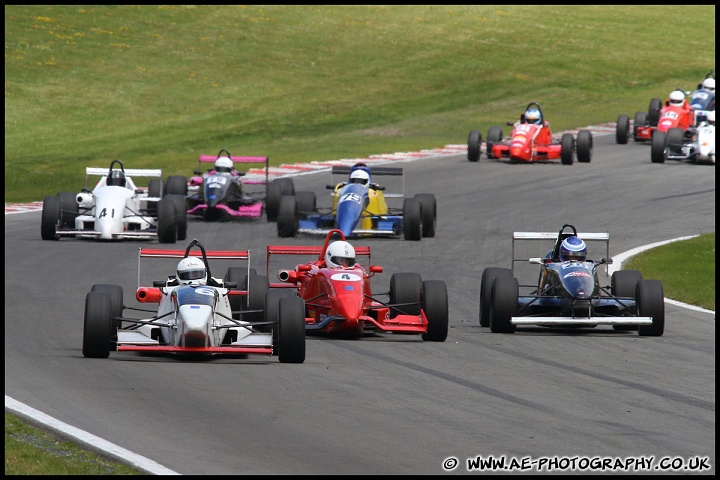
top-left (480, 267), bottom-right (513, 327)
top-left (611, 270), bottom-right (642, 331)
top-left (415, 193), bottom-right (436, 238)
top-left (468, 130), bottom-right (481, 162)
top-left (651, 130), bottom-right (667, 164)
top-left (41, 195), bottom-right (60, 241)
top-left (90, 284), bottom-right (124, 342)
top-left (243, 273), bottom-right (269, 323)
top-left (57, 192), bottom-right (79, 228)
top-left (616, 115), bottom-right (630, 144)
top-left (82, 291), bottom-right (112, 358)
top-left (633, 111), bottom-right (647, 141)
top-left (278, 297), bottom-right (306, 364)
top-left (402, 197), bottom-right (422, 241)
top-left (147, 178), bottom-right (163, 216)
top-left (421, 280), bottom-right (448, 342)
top-left (157, 196), bottom-right (177, 244)
top-left (486, 126), bottom-right (503, 159)
top-left (265, 179), bottom-right (285, 222)
top-left (560, 133), bottom-right (574, 165)
top-left (666, 127), bottom-right (684, 156)
top-left (389, 272), bottom-right (422, 318)
top-left (490, 276), bottom-right (518, 334)
top-left (294, 191), bottom-right (317, 217)
top-left (166, 194), bottom-right (188, 241)
top-left (647, 97), bottom-right (662, 127)
top-left (276, 195), bottom-right (298, 238)
top-left (225, 267), bottom-right (251, 319)
top-left (637, 279), bottom-right (665, 337)
top-left (265, 288), bottom-right (298, 351)
top-left (576, 130), bottom-right (593, 163)
top-left (164, 175), bottom-right (188, 196)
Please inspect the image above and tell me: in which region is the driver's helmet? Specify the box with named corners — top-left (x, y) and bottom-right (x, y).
top-left (707, 110), bottom-right (715, 126)
top-left (324, 241), bottom-right (356, 268)
top-left (559, 236), bottom-right (587, 262)
top-left (668, 90), bottom-right (685, 107)
top-left (524, 108), bottom-right (542, 125)
top-left (106, 169), bottom-right (126, 187)
top-left (176, 256), bottom-right (207, 286)
top-left (702, 77), bottom-right (715, 93)
top-left (349, 169), bottom-right (370, 186)
top-left (214, 156), bottom-right (234, 174)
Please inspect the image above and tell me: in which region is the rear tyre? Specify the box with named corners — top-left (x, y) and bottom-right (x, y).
top-left (616, 115), bottom-right (630, 144)
top-left (576, 130), bottom-right (592, 163)
top-left (164, 175), bottom-right (188, 196)
top-left (560, 133), bottom-right (574, 165)
top-left (402, 197), bottom-right (422, 241)
top-left (41, 195), bottom-right (61, 240)
top-left (647, 98), bottom-right (662, 127)
top-left (276, 195), bottom-right (298, 238)
top-left (637, 279), bottom-right (665, 337)
top-left (157, 197), bottom-right (177, 243)
top-left (486, 126), bottom-right (503, 159)
top-left (90, 284), bottom-right (124, 344)
top-left (421, 280), bottom-right (448, 342)
top-left (490, 276), bottom-right (518, 333)
top-left (243, 273), bottom-right (269, 323)
top-left (651, 131), bottom-right (667, 164)
top-left (294, 191), bottom-right (317, 217)
top-left (389, 272), bottom-right (422, 317)
top-left (82, 291), bottom-right (112, 358)
top-left (467, 130), bottom-right (481, 162)
top-left (147, 178), bottom-right (163, 216)
top-left (167, 194), bottom-right (188, 241)
top-left (225, 267), bottom-right (252, 319)
top-left (611, 270), bottom-right (642, 331)
top-left (58, 192), bottom-right (79, 227)
top-left (480, 267), bottom-right (513, 327)
top-left (415, 193), bottom-right (436, 238)
top-left (633, 111), bottom-right (647, 141)
top-left (278, 297), bottom-right (306, 363)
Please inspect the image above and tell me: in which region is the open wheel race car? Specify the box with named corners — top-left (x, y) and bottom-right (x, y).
top-left (41, 159), bottom-right (187, 243)
top-left (468, 102), bottom-right (593, 164)
top-left (479, 224), bottom-right (664, 336)
top-left (616, 90), bottom-right (696, 144)
top-left (82, 238), bottom-right (306, 363)
top-left (183, 149), bottom-right (294, 222)
top-left (651, 111), bottom-right (715, 164)
top-left (275, 163), bottom-right (437, 241)
top-left (264, 229), bottom-right (448, 341)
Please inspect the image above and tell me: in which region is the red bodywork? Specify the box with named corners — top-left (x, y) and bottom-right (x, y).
top-left (491, 122), bottom-right (562, 162)
top-left (635, 100), bottom-right (696, 141)
top-left (267, 229), bottom-right (430, 337)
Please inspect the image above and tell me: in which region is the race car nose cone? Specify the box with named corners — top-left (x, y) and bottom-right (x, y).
top-left (98, 217), bottom-right (116, 240)
top-left (509, 146), bottom-right (525, 160)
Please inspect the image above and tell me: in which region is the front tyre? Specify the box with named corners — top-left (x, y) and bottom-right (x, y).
top-left (157, 197), bottom-right (178, 243)
top-left (616, 115), bottom-right (630, 144)
top-left (576, 130), bottom-right (592, 163)
top-left (651, 131), bottom-right (667, 164)
top-left (415, 193), bottom-right (436, 238)
top-left (490, 276), bottom-right (518, 333)
top-left (83, 291), bottom-right (112, 358)
top-left (480, 267), bottom-right (513, 327)
top-left (468, 130), bottom-right (481, 162)
top-left (402, 197), bottom-right (422, 241)
top-left (278, 297), bottom-right (306, 363)
top-left (560, 133), bottom-right (574, 165)
top-left (41, 195), bottom-right (61, 240)
top-left (637, 280), bottom-right (664, 337)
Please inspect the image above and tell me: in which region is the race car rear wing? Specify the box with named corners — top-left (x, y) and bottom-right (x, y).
top-left (511, 231), bottom-right (610, 277)
top-left (265, 244), bottom-right (371, 277)
top-left (198, 155), bottom-right (270, 185)
top-left (137, 247), bottom-right (252, 290)
top-left (331, 165), bottom-right (405, 198)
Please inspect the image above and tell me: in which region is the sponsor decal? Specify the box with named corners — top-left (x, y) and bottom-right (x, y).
top-left (331, 272), bottom-right (361, 281)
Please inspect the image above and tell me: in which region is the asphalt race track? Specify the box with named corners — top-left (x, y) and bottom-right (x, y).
top-left (4, 132), bottom-right (715, 475)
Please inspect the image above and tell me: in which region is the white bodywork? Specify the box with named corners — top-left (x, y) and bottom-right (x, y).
top-left (693, 122), bottom-right (715, 164)
top-left (69, 168), bottom-right (163, 240)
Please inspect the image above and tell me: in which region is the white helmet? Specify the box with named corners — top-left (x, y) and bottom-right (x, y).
top-left (702, 77), bottom-right (715, 92)
top-left (349, 169), bottom-right (370, 186)
top-left (707, 110), bottom-right (715, 125)
top-left (325, 241), bottom-right (356, 268)
top-left (668, 90), bottom-right (685, 106)
top-left (215, 156), bottom-right (234, 173)
top-left (176, 257), bottom-right (207, 285)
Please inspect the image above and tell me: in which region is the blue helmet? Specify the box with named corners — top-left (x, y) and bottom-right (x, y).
top-left (525, 108), bottom-right (542, 125)
top-left (559, 236), bottom-right (587, 261)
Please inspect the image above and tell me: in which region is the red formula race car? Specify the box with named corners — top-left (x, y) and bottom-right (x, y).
top-left (468, 102), bottom-right (593, 165)
top-left (264, 229), bottom-right (448, 341)
top-left (616, 89), bottom-right (696, 144)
